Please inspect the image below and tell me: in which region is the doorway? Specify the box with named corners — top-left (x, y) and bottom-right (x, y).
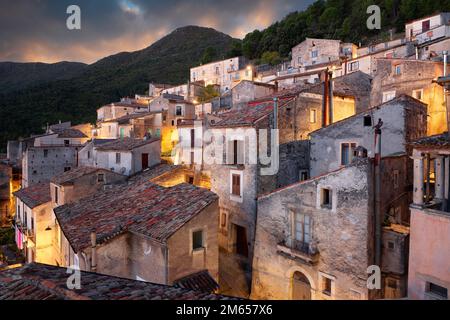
top-left (235, 224), bottom-right (248, 257)
top-left (292, 271), bottom-right (312, 300)
top-left (142, 153), bottom-right (149, 170)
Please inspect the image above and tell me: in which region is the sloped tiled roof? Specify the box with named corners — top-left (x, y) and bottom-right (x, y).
top-left (51, 128), bottom-right (88, 139)
top-left (409, 132), bottom-right (450, 150)
top-left (210, 98), bottom-right (295, 128)
top-left (51, 167), bottom-right (124, 186)
top-left (0, 264), bottom-right (234, 300)
top-left (174, 270), bottom-right (219, 293)
top-left (95, 138), bottom-right (160, 151)
top-left (54, 181), bottom-right (218, 252)
top-left (305, 71), bottom-right (372, 98)
top-left (13, 182), bottom-right (51, 209)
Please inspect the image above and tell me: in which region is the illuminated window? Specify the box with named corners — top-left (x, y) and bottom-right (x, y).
top-left (310, 109), bottom-right (317, 123)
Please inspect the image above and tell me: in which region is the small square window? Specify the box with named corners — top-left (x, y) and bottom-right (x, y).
top-left (192, 230), bottom-right (204, 251)
top-left (97, 173), bottom-right (105, 183)
top-left (363, 116), bottom-right (372, 127)
top-left (64, 167), bottom-right (71, 172)
top-left (64, 140), bottom-right (70, 146)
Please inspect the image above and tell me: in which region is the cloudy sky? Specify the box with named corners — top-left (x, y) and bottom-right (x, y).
top-left (0, 0), bottom-right (314, 64)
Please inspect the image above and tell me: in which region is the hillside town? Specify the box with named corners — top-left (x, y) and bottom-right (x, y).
top-left (1, 12), bottom-right (450, 301)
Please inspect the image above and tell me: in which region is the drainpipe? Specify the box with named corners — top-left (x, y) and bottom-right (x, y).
top-left (328, 70), bottom-right (334, 125)
top-left (322, 71), bottom-right (329, 126)
top-left (90, 231), bottom-right (97, 272)
top-left (273, 97), bottom-right (278, 130)
top-left (374, 120), bottom-right (383, 267)
top-left (444, 51), bottom-right (448, 77)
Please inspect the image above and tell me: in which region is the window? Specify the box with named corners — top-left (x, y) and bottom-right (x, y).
top-left (427, 282), bottom-right (448, 299)
top-left (54, 186), bottom-right (59, 205)
top-left (297, 57), bottom-right (302, 64)
top-left (321, 188), bottom-right (332, 208)
top-left (231, 174), bottom-right (241, 197)
top-left (341, 143), bottom-right (357, 165)
top-left (300, 170), bottom-right (309, 181)
top-left (348, 61), bottom-right (359, 72)
top-left (412, 89), bottom-right (423, 101)
top-left (310, 109), bottom-right (317, 123)
top-left (44, 149), bottom-right (48, 158)
top-left (394, 65), bottom-right (402, 75)
top-left (387, 241), bottom-right (395, 250)
top-left (87, 151), bottom-right (91, 159)
top-left (192, 230), bottom-right (204, 251)
top-left (64, 167), bottom-right (71, 172)
top-left (229, 140), bottom-right (243, 165)
top-left (221, 212), bottom-right (227, 229)
top-left (176, 105), bottom-right (183, 116)
top-left (311, 50), bottom-right (318, 58)
top-left (422, 20), bottom-right (430, 33)
top-left (382, 91), bottom-right (396, 103)
top-left (294, 213), bottom-right (311, 246)
top-left (115, 153), bottom-right (121, 164)
top-left (97, 173), bottom-right (105, 183)
top-left (322, 277), bottom-right (333, 296)
top-left (64, 140), bottom-right (70, 146)
top-left (215, 66), bottom-right (220, 75)
top-left (364, 116), bottom-right (372, 127)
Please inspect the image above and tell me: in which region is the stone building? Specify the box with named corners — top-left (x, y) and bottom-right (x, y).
top-left (310, 95), bottom-right (428, 177)
top-left (53, 181), bottom-right (219, 287)
top-left (252, 159), bottom-right (373, 300)
top-left (96, 111), bottom-right (163, 140)
top-left (13, 182), bottom-right (52, 264)
top-left (0, 263), bottom-right (233, 300)
top-left (0, 163), bottom-right (12, 225)
top-left (22, 146), bottom-right (80, 188)
top-left (370, 59), bottom-right (446, 135)
top-left (190, 56), bottom-right (251, 93)
top-left (291, 38), bottom-right (356, 71)
top-left (407, 133), bottom-right (450, 300)
top-left (50, 166), bottom-right (127, 207)
top-left (96, 99), bottom-right (150, 123)
top-left (230, 81), bottom-right (276, 109)
top-left (90, 138), bottom-right (161, 176)
top-left (149, 94), bottom-right (196, 155)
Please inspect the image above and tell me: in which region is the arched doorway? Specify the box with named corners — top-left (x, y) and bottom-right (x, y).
top-left (292, 271), bottom-right (312, 300)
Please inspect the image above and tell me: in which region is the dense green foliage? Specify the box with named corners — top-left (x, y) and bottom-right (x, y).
top-left (241, 0), bottom-right (450, 59)
top-left (0, 62), bottom-right (87, 95)
top-left (198, 85), bottom-right (220, 103)
top-left (0, 26), bottom-right (235, 150)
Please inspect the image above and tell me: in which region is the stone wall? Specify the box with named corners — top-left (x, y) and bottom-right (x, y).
top-left (251, 160), bottom-right (373, 300)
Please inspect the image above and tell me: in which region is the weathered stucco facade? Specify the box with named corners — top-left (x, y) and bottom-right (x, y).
top-left (252, 160), bottom-right (373, 300)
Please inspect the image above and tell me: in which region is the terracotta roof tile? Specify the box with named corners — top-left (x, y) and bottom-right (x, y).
top-left (95, 138), bottom-right (160, 152)
top-left (51, 167), bottom-right (124, 185)
top-left (13, 182), bottom-right (51, 209)
top-left (174, 270), bottom-right (219, 293)
top-left (410, 132), bottom-right (450, 150)
top-left (54, 181), bottom-right (218, 252)
top-left (0, 264), bottom-right (235, 300)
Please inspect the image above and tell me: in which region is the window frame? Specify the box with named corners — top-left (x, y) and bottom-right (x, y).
top-left (230, 170), bottom-right (243, 202)
top-left (191, 229), bottom-right (205, 252)
top-left (340, 142), bottom-right (357, 166)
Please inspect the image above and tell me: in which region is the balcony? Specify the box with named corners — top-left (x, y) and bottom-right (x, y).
top-left (277, 240), bottom-right (319, 265)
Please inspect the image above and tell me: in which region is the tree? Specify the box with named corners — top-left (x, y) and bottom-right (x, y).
top-left (198, 85), bottom-right (220, 103)
top-left (226, 40), bottom-right (243, 58)
top-left (200, 47), bottom-right (217, 65)
top-left (261, 51), bottom-right (281, 66)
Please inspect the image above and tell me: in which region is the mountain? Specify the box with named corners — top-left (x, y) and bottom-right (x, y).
top-left (0, 26), bottom-right (236, 150)
top-left (0, 62), bottom-right (87, 94)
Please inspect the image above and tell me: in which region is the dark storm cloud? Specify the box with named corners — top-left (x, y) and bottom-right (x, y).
top-left (0, 0), bottom-right (314, 63)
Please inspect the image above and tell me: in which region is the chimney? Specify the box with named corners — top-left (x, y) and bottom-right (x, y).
top-left (90, 231), bottom-right (97, 272)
